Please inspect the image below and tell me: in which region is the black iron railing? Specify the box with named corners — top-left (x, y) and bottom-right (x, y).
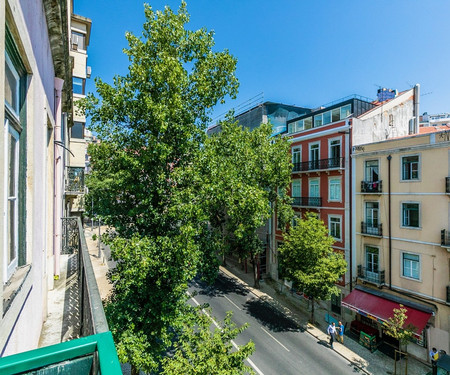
top-left (292, 196), bottom-right (322, 207)
top-left (446, 177), bottom-right (450, 194)
top-left (292, 157), bottom-right (344, 172)
top-left (441, 229), bottom-right (450, 247)
top-left (361, 222), bottom-right (383, 237)
top-left (358, 265), bottom-right (385, 285)
top-left (65, 167), bottom-right (85, 194)
top-left (361, 180), bottom-right (382, 193)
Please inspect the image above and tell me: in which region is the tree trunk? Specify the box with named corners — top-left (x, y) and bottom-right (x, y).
top-left (251, 255), bottom-right (260, 289)
top-left (131, 364), bottom-right (139, 375)
top-left (310, 297), bottom-right (315, 323)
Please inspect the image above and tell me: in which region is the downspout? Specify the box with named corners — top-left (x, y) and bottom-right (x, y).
top-left (53, 78), bottom-right (64, 278)
top-left (349, 123), bottom-right (353, 292)
top-left (387, 154), bottom-right (392, 290)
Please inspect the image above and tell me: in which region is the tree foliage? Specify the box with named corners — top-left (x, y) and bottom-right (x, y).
top-left (195, 119), bottom-right (293, 287)
top-left (81, 2), bottom-right (247, 373)
top-left (385, 304), bottom-right (415, 349)
top-left (279, 212), bottom-right (347, 322)
top-left (161, 310), bottom-right (255, 375)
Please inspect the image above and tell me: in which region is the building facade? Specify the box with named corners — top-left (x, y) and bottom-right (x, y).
top-left (350, 128), bottom-right (450, 360)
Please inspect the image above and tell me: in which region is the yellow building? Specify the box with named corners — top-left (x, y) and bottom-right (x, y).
top-left (348, 127), bottom-right (450, 361)
top-left (65, 11), bottom-right (92, 217)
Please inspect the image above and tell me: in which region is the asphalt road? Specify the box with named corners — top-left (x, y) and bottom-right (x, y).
top-left (188, 273), bottom-right (362, 375)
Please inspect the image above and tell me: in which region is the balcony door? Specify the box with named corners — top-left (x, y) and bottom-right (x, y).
top-left (365, 202), bottom-right (379, 234)
top-left (309, 179), bottom-right (319, 206)
top-left (365, 246), bottom-right (379, 282)
top-left (329, 139), bottom-right (341, 167)
top-left (365, 160), bottom-right (379, 182)
top-left (309, 143), bottom-right (319, 170)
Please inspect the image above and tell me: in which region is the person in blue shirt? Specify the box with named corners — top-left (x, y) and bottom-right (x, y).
top-left (337, 321), bottom-right (344, 344)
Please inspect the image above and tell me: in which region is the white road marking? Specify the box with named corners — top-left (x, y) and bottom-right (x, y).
top-left (260, 327), bottom-right (290, 352)
top-left (224, 295), bottom-right (242, 310)
top-left (187, 292), bottom-right (265, 375)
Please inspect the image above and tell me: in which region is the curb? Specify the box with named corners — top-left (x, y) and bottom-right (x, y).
top-left (219, 266), bottom-right (372, 375)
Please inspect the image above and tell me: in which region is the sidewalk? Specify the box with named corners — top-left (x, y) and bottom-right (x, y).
top-left (221, 259), bottom-right (431, 375)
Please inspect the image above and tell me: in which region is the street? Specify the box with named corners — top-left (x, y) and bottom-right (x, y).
top-left (188, 273), bottom-right (362, 375)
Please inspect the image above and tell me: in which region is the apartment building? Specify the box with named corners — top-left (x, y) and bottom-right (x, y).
top-left (348, 128), bottom-right (450, 361)
top-left (273, 86), bottom-right (420, 314)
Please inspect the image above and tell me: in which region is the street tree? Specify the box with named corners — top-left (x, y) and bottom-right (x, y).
top-left (161, 310), bottom-right (255, 375)
top-left (195, 119), bottom-right (293, 288)
top-left (278, 212), bottom-right (347, 323)
top-left (81, 2), bottom-right (243, 373)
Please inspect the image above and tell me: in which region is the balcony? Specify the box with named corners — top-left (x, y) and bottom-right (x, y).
top-left (0, 218), bottom-right (121, 374)
top-left (361, 180), bottom-right (382, 193)
top-left (361, 222), bottom-right (383, 237)
top-left (441, 229), bottom-right (450, 248)
top-left (65, 167), bottom-right (85, 195)
top-left (292, 157), bottom-right (344, 173)
top-left (358, 265), bottom-right (385, 286)
top-left (292, 196), bottom-right (322, 207)
top-left (446, 177), bottom-right (450, 194)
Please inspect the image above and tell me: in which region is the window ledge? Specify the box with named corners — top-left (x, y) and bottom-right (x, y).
top-left (3, 264), bottom-right (31, 316)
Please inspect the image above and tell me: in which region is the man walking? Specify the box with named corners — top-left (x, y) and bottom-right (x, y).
top-left (327, 322), bottom-right (336, 349)
top-left (337, 321), bottom-right (344, 344)
top-left (430, 347), bottom-right (439, 375)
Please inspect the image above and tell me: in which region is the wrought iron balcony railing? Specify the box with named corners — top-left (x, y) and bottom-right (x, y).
top-left (0, 217), bottom-right (121, 374)
top-left (358, 265), bottom-right (385, 286)
top-left (441, 229), bottom-right (450, 247)
top-left (361, 222), bottom-right (383, 237)
top-left (292, 157), bottom-right (344, 173)
top-left (361, 180), bottom-right (382, 193)
top-left (65, 167), bottom-right (85, 194)
top-left (446, 177), bottom-right (450, 194)
top-left (292, 196), bottom-right (322, 207)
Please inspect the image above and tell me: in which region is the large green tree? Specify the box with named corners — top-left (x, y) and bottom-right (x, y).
top-left (194, 119), bottom-right (293, 288)
top-left (279, 212), bottom-right (347, 322)
top-left (82, 2), bottom-right (243, 373)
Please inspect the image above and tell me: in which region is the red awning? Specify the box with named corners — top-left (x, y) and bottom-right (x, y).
top-left (342, 289), bottom-right (431, 335)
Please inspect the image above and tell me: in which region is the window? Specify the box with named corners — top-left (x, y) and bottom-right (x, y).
top-left (322, 110), bottom-right (331, 125)
top-left (71, 122), bottom-right (85, 139)
top-left (402, 252), bottom-right (420, 280)
top-left (365, 202), bottom-right (379, 228)
top-left (331, 293), bottom-right (341, 315)
top-left (309, 179), bottom-right (319, 197)
top-left (340, 104), bottom-right (351, 119)
top-left (292, 180), bottom-right (301, 198)
top-left (402, 155), bottom-right (419, 180)
top-left (329, 178), bottom-right (341, 201)
top-left (365, 160), bottom-right (379, 182)
top-left (314, 114), bottom-right (322, 127)
top-left (5, 53), bottom-right (20, 115)
top-left (402, 203), bottom-right (420, 228)
top-left (389, 114), bottom-right (394, 126)
top-left (292, 146), bottom-right (301, 165)
top-left (309, 143), bottom-right (320, 169)
top-left (292, 214), bottom-right (300, 228)
top-left (329, 216), bottom-right (341, 240)
top-left (332, 108), bottom-right (340, 122)
top-left (73, 77), bottom-right (86, 95)
top-left (365, 246), bottom-right (379, 274)
top-left (304, 117), bottom-right (312, 129)
top-left (329, 139), bottom-right (341, 161)
top-left (71, 30), bottom-right (86, 50)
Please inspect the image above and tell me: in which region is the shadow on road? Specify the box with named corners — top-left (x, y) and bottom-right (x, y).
top-left (192, 274), bottom-right (249, 297)
top-left (243, 297), bottom-right (303, 333)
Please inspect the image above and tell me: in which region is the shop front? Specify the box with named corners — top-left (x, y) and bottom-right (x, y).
top-left (342, 286), bottom-right (433, 359)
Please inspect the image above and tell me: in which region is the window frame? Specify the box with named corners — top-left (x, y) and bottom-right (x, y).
top-left (401, 251), bottom-right (421, 281)
top-left (328, 215), bottom-right (342, 241)
top-left (365, 245), bottom-right (379, 274)
top-left (292, 146), bottom-right (301, 165)
top-left (309, 177), bottom-right (320, 198)
top-left (5, 52), bottom-right (20, 116)
top-left (401, 201), bottom-right (421, 229)
top-left (328, 137), bottom-right (341, 160)
top-left (72, 76), bottom-right (86, 96)
top-left (71, 121), bottom-right (85, 139)
top-left (401, 154), bottom-right (420, 182)
top-left (291, 179), bottom-right (301, 198)
top-left (364, 159), bottom-right (380, 182)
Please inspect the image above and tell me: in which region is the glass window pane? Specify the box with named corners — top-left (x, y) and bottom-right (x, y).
top-left (72, 31), bottom-right (86, 50)
top-left (8, 199), bottom-right (16, 265)
top-left (304, 117), bottom-right (312, 129)
top-left (71, 122), bottom-right (85, 139)
top-left (73, 77), bottom-right (85, 95)
top-left (297, 120), bottom-right (304, 131)
top-left (314, 114), bottom-right (322, 127)
top-left (8, 133), bottom-right (17, 196)
top-left (5, 54), bottom-right (19, 114)
top-left (322, 111), bottom-right (331, 125)
top-left (340, 104), bottom-right (351, 119)
top-left (332, 108), bottom-right (340, 122)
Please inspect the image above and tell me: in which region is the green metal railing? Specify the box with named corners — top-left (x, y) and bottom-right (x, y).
top-left (0, 218), bottom-right (121, 374)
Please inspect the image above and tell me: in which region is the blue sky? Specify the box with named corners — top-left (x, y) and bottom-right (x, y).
top-left (75, 0), bottom-right (450, 122)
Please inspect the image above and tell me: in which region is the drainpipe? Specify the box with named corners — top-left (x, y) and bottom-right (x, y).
top-left (349, 124), bottom-right (353, 292)
top-left (53, 78), bottom-right (64, 278)
top-left (413, 84), bottom-right (420, 134)
top-left (387, 155), bottom-right (392, 290)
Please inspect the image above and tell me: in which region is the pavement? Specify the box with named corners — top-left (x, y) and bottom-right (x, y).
top-left (81, 227), bottom-right (431, 375)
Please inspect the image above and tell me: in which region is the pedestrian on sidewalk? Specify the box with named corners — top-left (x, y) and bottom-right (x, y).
top-left (430, 347), bottom-right (439, 375)
top-left (337, 321), bottom-right (344, 344)
top-left (327, 322), bottom-right (336, 349)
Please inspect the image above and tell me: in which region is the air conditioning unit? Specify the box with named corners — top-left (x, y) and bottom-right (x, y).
top-left (86, 66), bottom-right (92, 78)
